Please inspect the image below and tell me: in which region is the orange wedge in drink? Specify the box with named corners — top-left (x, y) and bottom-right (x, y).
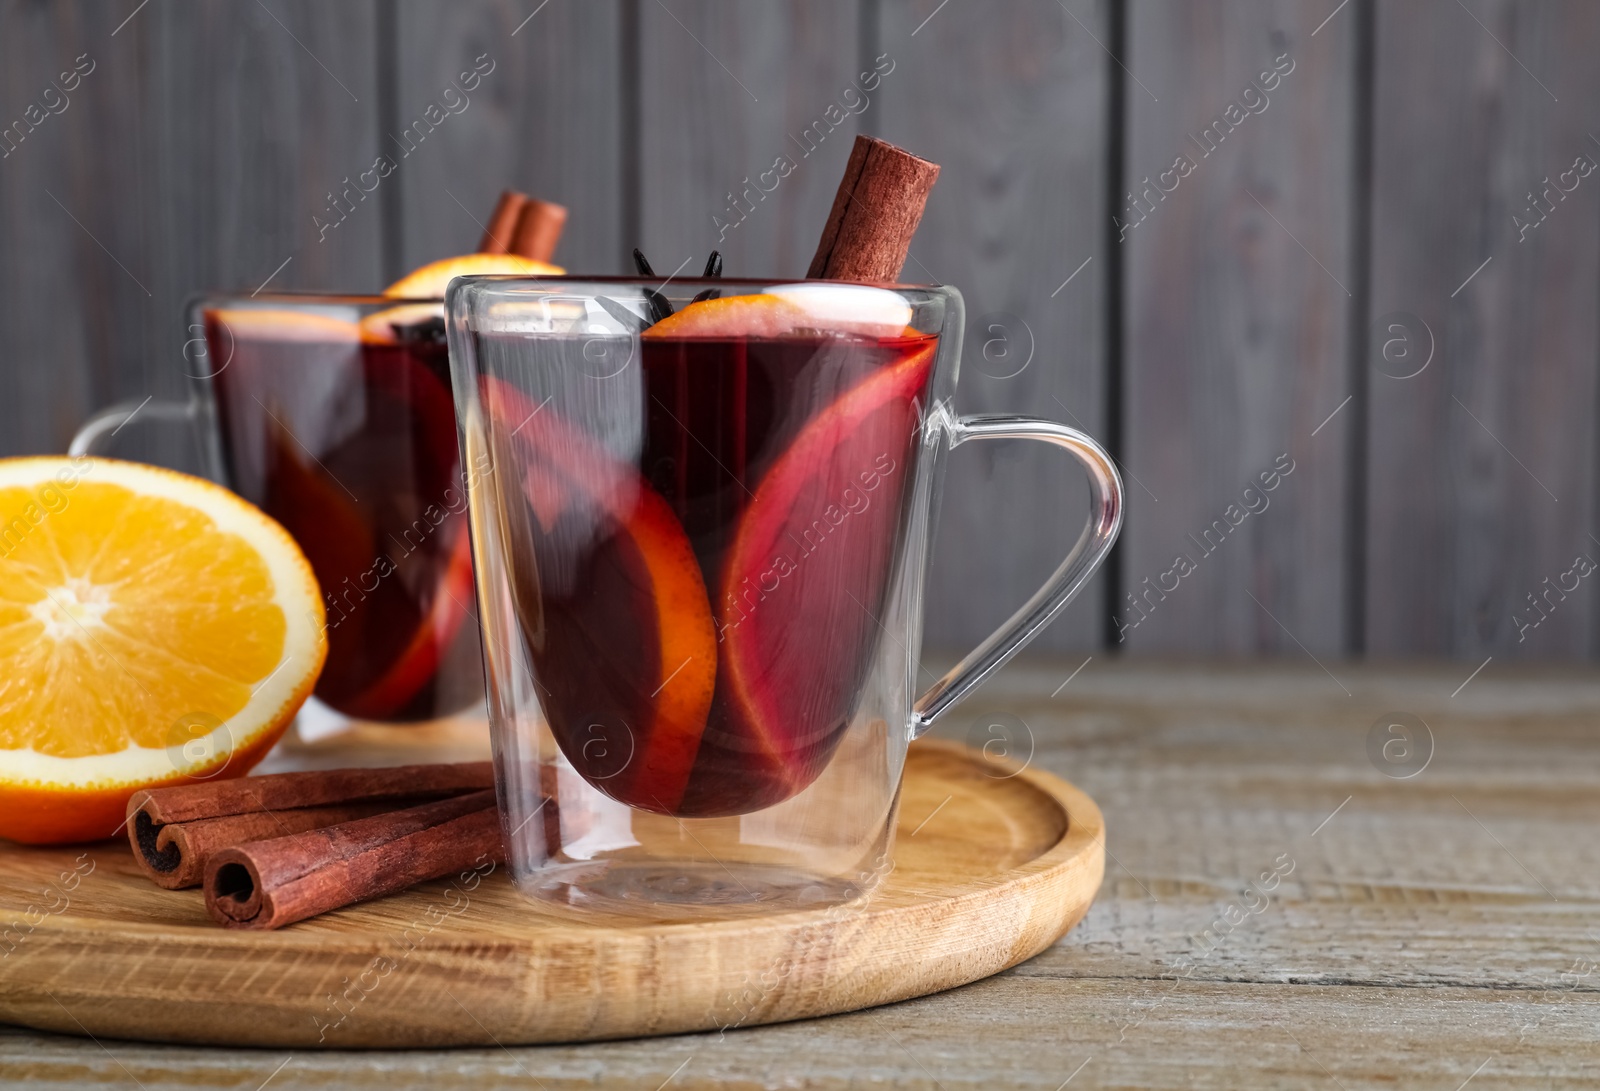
top-left (708, 338), bottom-right (935, 809)
top-left (0, 457), bottom-right (326, 844)
top-left (479, 378), bottom-right (718, 814)
top-left (650, 292), bottom-right (936, 815)
top-left (642, 284), bottom-right (916, 340)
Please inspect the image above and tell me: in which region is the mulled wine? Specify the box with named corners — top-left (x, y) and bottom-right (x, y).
top-left (205, 304), bottom-right (481, 722)
top-left (475, 305), bottom-right (936, 817)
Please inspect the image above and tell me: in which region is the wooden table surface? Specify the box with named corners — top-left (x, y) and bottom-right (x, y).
top-left (4, 657), bottom-right (1599, 1089)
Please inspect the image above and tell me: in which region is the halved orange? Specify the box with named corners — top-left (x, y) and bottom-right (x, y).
top-left (480, 378), bottom-right (718, 814)
top-left (384, 254), bottom-right (563, 300)
top-left (0, 457), bottom-right (326, 844)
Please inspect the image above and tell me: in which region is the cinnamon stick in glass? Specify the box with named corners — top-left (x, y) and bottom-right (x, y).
top-left (508, 197), bottom-right (569, 263)
top-left (127, 762), bottom-right (493, 890)
top-left (478, 190), bottom-right (528, 253)
top-left (807, 135), bottom-right (940, 282)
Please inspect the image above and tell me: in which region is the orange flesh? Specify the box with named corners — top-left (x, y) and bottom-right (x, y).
top-left (0, 459), bottom-right (325, 844)
top-left (0, 482), bottom-right (288, 755)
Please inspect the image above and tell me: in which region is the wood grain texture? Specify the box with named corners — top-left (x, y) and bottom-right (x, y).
top-left (638, 0), bottom-right (862, 280)
top-left (1364, 0), bottom-right (1600, 661)
top-left (392, 0), bottom-right (624, 277)
top-left (5, 660), bottom-right (1600, 1086)
top-left (878, 0), bottom-right (1112, 655)
top-left (5, 980), bottom-right (1595, 1090)
top-left (1121, 0), bottom-right (1356, 655)
top-left (0, 741), bottom-right (1102, 1048)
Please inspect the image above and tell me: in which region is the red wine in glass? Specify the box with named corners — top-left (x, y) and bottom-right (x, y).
top-left (205, 304), bottom-right (481, 722)
top-left (480, 324), bottom-right (936, 817)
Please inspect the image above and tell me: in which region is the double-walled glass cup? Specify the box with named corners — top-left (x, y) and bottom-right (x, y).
top-left (448, 276), bottom-right (1122, 914)
top-left (70, 295), bottom-right (484, 724)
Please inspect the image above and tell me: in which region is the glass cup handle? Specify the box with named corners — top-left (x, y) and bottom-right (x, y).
top-left (911, 413), bottom-right (1124, 735)
top-left (68, 398), bottom-right (197, 458)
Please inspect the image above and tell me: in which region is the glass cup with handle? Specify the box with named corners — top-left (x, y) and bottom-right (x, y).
top-left (448, 275), bottom-right (1122, 915)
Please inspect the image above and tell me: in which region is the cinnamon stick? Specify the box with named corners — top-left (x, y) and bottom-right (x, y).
top-left (127, 762), bottom-right (493, 889)
top-left (134, 801), bottom-right (411, 890)
top-left (478, 189), bottom-right (528, 254)
top-left (806, 135), bottom-right (940, 283)
top-left (205, 790), bottom-right (503, 931)
top-left (509, 197), bottom-right (568, 263)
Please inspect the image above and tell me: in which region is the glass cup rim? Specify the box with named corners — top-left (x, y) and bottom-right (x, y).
top-left (448, 276), bottom-right (957, 341)
top-left (189, 291), bottom-right (446, 309)
top-left (451, 274), bottom-right (949, 294)
top-left (192, 278), bottom-right (954, 312)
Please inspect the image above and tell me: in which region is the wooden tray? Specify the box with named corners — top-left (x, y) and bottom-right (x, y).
top-left (0, 740), bottom-right (1103, 1048)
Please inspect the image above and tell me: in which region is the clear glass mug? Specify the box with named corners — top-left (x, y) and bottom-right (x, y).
top-left (448, 276), bottom-right (1123, 915)
top-left (70, 295), bottom-right (484, 724)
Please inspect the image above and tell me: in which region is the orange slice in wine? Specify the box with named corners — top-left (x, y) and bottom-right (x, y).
top-left (698, 335), bottom-right (937, 813)
top-left (217, 303), bottom-right (469, 722)
top-left (480, 378), bottom-right (717, 813)
top-left (205, 309), bottom-right (360, 344)
top-left (336, 522), bottom-right (476, 721)
top-left (643, 294), bottom-right (809, 339)
top-left (643, 285), bottom-right (916, 340)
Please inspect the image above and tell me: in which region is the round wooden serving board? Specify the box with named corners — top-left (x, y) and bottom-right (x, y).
top-left (0, 740), bottom-right (1103, 1048)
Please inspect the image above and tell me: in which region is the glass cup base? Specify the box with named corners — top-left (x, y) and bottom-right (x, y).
top-left (519, 859), bottom-right (869, 919)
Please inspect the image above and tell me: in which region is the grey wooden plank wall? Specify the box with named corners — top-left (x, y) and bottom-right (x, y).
top-left (1366, 1), bottom-right (1600, 662)
top-left (0, 0), bottom-right (383, 472)
top-left (1122, 0), bottom-right (1355, 658)
top-left (881, 0), bottom-right (1111, 654)
top-left (1, 0), bottom-right (1597, 664)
